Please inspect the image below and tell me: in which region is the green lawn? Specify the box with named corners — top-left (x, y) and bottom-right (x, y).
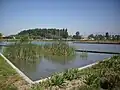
top-left (0, 55), bottom-right (16, 80)
top-left (0, 55), bottom-right (19, 90)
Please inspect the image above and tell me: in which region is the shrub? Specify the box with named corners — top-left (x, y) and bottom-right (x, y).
top-left (48, 74), bottom-right (65, 86)
top-left (63, 68), bottom-right (80, 81)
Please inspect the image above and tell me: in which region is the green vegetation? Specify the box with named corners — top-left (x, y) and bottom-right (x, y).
top-left (31, 55), bottom-right (120, 90)
top-left (0, 55), bottom-right (19, 90)
top-left (81, 55), bottom-right (120, 90)
top-left (16, 28), bottom-right (68, 39)
top-left (48, 74), bottom-right (65, 86)
top-left (0, 55), bottom-right (16, 81)
top-left (73, 31), bottom-right (82, 39)
top-left (44, 42), bottom-right (75, 56)
top-left (3, 40), bottom-right (75, 64)
top-left (0, 33), bottom-right (3, 40)
top-left (19, 36), bottom-right (30, 43)
top-left (0, 54), bottom-right (30, 90)
top-left (88, 32), bottom-right (120, 41)
top-left (3, 35), bottom-right (41, 62)
top-left (2, 29), bottom-right (120, 43)
top-left (3, 43), bottom-right (42, 63)
top-left (63, 69), bottom-right (80, 81)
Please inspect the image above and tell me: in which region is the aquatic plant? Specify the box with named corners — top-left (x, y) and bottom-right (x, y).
top-left (3, 43), bottom-right (42, 62)
top-left (44, 41), bottom-right (75, 56)
top-left (3, 41), bottom-right (76, 65)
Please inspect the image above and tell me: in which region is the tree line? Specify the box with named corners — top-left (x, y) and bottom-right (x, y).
top-left (17, 28), bottom-right (68, 39)
top-left (1, 30), bottom-right (120, 41)
top-left (88, 32), bottom-right (120, 41)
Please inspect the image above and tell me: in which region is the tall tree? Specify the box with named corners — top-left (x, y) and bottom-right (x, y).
top-left (73, 31), bottom-right (81, 39)
top-left (88, 34), bottom-right (94, 39)
top-left (76, 31), bottom-right (80, 36)
top-left (105, 32), bottom-right (109, 40)
top-left (62, 28), bottom-right (68, 39)
top-left (0, 33), bottom-right (3, 39)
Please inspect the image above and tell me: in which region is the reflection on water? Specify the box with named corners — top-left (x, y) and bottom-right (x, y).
top-left (79, 52), bottom-right (88, 60)
top-left (0, 46), bottom-right (2, 52)
top-left (10, 56), bottom-right (41, 73)
top-left (44, 54), bottom-right (76, 64)
top-left (0, 41), bottom-right (3, 52)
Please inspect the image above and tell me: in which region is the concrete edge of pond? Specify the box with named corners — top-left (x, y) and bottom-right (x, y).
top-left (0, 53), bottom-right (35, 84)
top-left (0, 52), bottom-right (111, 84)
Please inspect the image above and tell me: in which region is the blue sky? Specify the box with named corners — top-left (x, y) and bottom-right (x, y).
top-left (0, 0), bottom-right (120, 36)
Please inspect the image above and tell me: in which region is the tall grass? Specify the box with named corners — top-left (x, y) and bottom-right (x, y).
top-left (44, 41), bottom-right (75, 56)
top-left (3, 43), bottom-right (42, 62)
top-left (0, 54), bottom-right (20, 90)
top-left (3, 40), bottom-right (75, 63)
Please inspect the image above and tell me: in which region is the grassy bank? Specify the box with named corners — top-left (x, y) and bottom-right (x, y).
top-left (32, 55), bottom-right (120, 90)
top-left (0, 55), bottom-right (29, 90)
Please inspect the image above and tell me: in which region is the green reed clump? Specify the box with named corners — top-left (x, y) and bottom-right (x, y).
top-left (3, 43), bottom-right (42, 62)
top-left (44, 42), bottom-right (75, 56)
